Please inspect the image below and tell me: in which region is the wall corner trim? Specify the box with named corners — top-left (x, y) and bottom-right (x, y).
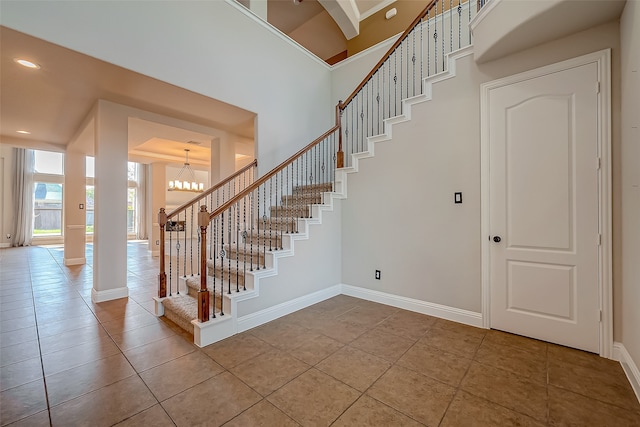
top-left (613, 342), bottom-right (640, 403)
top-left (341, 284), bottom-right (484, 328)
top-left (91, 286), bottom-right (128, 303)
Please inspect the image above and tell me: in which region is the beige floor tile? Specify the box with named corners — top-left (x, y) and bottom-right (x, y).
top-left (141, 351), bottom-right (224, 402)
top-left (333, 395), bottom-right (423, 427)
top-left (0, 327), bottom-right (38, 349)
top-left (0, 317), bottom-right (36, 334)
top-left (110, 321), bottom-right (176, 352)
top-left (287, 332), bottom-right (344, 365)
top-left (548, 343), bottom-right (622, 371)
top-left (38, 323), bottom-right (109, 355)
top-left (113, 404), bottom-right (176, 427)
top-left (124, 335), bottom-right (196, 373)
top-left (434, 319), bottom-right (487, 339)
top-left (367, 365), bottom-right (455, 426)
top-left (0, 340), bottom-right (40, 367)
top-left (548, 385), bottom-right (640, 426)
top-left (42, 335), bottom-right (120, 376)
top-left (336, 305), bottom-right (395, 328)
top-left (267, 368), bottom-right (360, 427)
top-left (484, 329), bottom-right (547, 357)
top-left (230, 349), bottom-right (309, 396)
top-left (549, 358), bottom-right (640, 412)
top-left (162, 371), bottom-right (261, 426)
top-left (0, 379), bottom-right (48, 426)
top-left (279, 308), bottom-right (326, 330)
top-left (4, 409), bottom-right (50, 427)
top-left (441, 391), bottom-right (546, 427)
top-left (375, 310), bottom-right (437, 340)
top-left (310, 317), bottom-right (369, 344)
top-left (397, 341), bottom-right (472, 387)
top-left (474, 340), bottom-right (547, 384)
top-left (0, 357), bottom-right (43, 392)
top-left (223, 400), bottom-right (300, 427)
top-left (316, 346), bottom-right (390, 392)
top-left (420, 327), bottom-right (483, 359)
top-left (249, 321), bottom-right (312, 352)
top-left (203, 333), bottom-right (274, 369)
top-left (50, 376), bottom-right (157, 427)
top-left (0, 305), bottom-right (35, 322)
top-left (461, 362), bottom-right (548, 423)
top-left (46, 353), bottom-right (136, 406)
top-left (101, 311), bottom-right (161, 335)
top-left (349, 327), bottom-right (415, 362)
top-left (310, 296), bottom-right (360, 318)
top-left (36, 313), bottom-right (99, 338)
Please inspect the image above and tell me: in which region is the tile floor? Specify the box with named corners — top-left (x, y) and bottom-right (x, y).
top-left (1, 243), bottom-right (639, 426)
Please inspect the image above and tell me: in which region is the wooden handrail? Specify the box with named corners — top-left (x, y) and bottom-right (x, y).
top-left (166, 159), bottom-right (257, 220)
top-left (338, 0), bottom-right (438, 110)
top-left (209, 125), bottom-right (340, 221)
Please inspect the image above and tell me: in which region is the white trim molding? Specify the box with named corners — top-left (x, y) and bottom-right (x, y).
top-left (64, 257), bottom-right (86, 266)
top-left (613, 342), bottom-right (640, 403)
top-left (341, 284), bottom-right (483, 328)
top-left (91, 286), bottom-right (129, 303)
top-left (480, 49), bottom-right (613, 358)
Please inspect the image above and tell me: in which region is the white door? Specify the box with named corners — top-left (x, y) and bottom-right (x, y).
top-left (488, 62), bottom-right (601, 353)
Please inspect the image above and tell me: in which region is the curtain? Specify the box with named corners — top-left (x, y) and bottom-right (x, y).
top-left (11, 148), bottom-right (35, 246)
top-left (136, 163), bottom-right (148, 240)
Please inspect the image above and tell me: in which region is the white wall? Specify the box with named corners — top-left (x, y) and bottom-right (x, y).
top-left (341, 21), bottom-right (621, 315)
top-left (620, 0), bottom-right (640, 375)
top-left (0, 0), bottom-right (333, 174)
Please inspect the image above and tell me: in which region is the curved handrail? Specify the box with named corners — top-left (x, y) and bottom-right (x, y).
top-left (338, 0), bottom-right (437, 110)
top-left (166, 159), bottom-right (257, 220)
top-left (209, 125), bottom-right (339, 220)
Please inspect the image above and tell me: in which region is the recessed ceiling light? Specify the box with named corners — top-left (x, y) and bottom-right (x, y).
top-left (16, 130), bottom-right (31, 135)
top-left (14, 58), bottom-right (40, 69)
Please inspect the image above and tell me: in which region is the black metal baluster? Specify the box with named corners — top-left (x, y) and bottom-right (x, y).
top-left (250, 189), bottom-right (254, 271)
top-left (469, 0), bottom-right (472, 44)
top-left (227, 206), bottom-right (232, 294)
top-left (168, 227), bottom-right (172, 296)
top-left (441, 0), bottom-right (445, 71)
top-left (450, 0), bottom-right (453, 55)
top-left (190, 205), bottom-right (194, 277)
top-left (235, 203), bottom-right (239, 292)
top-left (256, 181), bottom-right (260, 270)
top-left (262, 184), bottom-right (267, 270)
top-left (394, 50), bottom-right (398, 116)
top-left (434, 2), bottom-right (438, 73)
top-left (458, 0), bottom-right (462, 49)
top-left (427, 9), bottom-right (431, 76)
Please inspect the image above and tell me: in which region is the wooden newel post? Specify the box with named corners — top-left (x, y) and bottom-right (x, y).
top-left (158, 208), bottom-right (168, 298)
top-left (197, 205), bottom-right (210, 323)
top-left (336, 102), bottom-right (344, 169)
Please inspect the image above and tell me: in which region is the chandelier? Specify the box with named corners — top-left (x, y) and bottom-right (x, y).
top-left (168, 149), bottom-right (204, 193)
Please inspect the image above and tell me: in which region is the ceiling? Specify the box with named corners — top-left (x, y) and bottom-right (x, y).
top-left (0, 26), bottom-right (256, 165)
top-left (0, 0), bottom-right (390, 163)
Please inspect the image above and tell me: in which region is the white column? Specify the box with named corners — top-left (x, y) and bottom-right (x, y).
top-left (92, 100), bottom-right (129, 303)
top-left (148, 162), bottom-right (166, 257)
top-left (63, 150), bottom-right (86, 265)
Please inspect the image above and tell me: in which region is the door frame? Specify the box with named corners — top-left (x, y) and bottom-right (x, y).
top-left (480, 49), bottom-right (613, 358)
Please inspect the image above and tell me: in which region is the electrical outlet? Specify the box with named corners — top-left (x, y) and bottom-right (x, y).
top-left (375, 270), bottom-right (381, 280)
top-left (156, 240), bottom-right (160, 245)
top-left (454, 192), bottom-right (462, 204)
top-left (6, 234), bottom-right (11, 240)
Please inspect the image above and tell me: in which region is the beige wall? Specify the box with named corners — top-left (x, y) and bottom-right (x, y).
top-left (620, 0), bottom-right (640, 371)
top-left (341, 21), bottom-right (621, 316)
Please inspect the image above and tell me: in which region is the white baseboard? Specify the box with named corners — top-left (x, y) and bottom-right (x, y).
top-left (0, 243), bottom-right (9, 248)
top-left (236, 284), bottom-right (342, 333)
top-left (91, 286), bottom-right (129, 303)
top-left (341, 284), bottom-right (484, 328)
top-left (613, 342), bottom-right (640, 403)
top-left (64, 257), bottom-right (86, 266)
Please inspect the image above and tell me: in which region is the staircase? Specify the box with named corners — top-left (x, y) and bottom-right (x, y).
top-left (155, 0), bottom-right (478, 347)
top-left (157, 179), bottom-right (338, 344)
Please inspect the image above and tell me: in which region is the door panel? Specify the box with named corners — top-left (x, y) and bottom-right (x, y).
top-left (489, 62), bottom-right (600, 353)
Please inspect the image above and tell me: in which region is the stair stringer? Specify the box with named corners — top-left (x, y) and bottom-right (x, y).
top-left (336, 45), bottom-right (475, 195)
top-left (191, 190), bottom-right (345, 347)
